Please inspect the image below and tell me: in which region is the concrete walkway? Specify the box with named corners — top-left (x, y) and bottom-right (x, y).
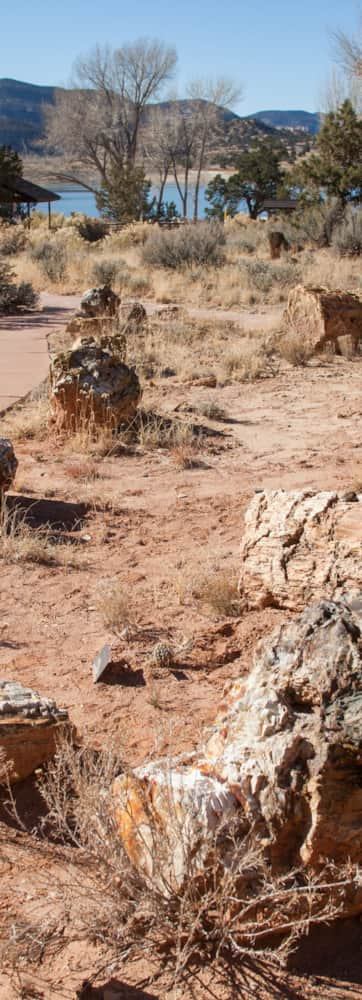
top-left (0, 292), bottom-right (283, 413)
top-left (0, 293), bottom-right (78, 411)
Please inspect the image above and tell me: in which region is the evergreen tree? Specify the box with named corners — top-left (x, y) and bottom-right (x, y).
top-left (0, 146), bottom-right (23, 218)
top-left (96, 166), bottom-right (155, 223)
top-left (294, 100), bottom-right (362, 205)
top-left (205, 139), bottom-right (286, 219)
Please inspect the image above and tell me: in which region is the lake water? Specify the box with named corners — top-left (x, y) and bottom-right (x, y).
top-left (54, 182), bottom-right (209, 219)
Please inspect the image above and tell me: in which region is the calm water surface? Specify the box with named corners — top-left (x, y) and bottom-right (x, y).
top-left (54, 183), bottom-right (209, 219)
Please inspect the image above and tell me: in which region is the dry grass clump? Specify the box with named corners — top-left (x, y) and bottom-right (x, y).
top-left (0, 500), bottom-right (82, 567)
top-left (194, 399), bottom-right (227, 421)
top-left (28, 237), bottom-right (69, 283)
top-left (220, 338), bottom-right (270, 382)
top-left (177, 563), bottom-right (241, 617)
top-left (95, 578), bottom-right (132, 631)
top-left (1, 398), bottom-right (49, 442)
top-left (0, 223), bottom-right (28, 256)
top-left (64, 458), bottom-right (101, 482)
top-left (278, 330), bottom-right (312, 367)
top-left (4, 734), bottom-right (359, 993)
top-left (302, 249), bottom-right (361, 294)
top-left (62, 419), bottom-right (125, 459)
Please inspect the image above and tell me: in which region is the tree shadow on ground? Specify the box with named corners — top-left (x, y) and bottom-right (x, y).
top-left (0, 305), bottom-right (75, 332)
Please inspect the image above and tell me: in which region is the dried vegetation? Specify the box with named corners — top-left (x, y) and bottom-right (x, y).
top-left (2, 735), bottom-right (360, 994)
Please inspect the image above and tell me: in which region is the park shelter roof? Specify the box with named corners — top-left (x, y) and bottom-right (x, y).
top-left (262, 199), bottom-right (299, 212)
top-left (0, 176), bottom-right (60, 204)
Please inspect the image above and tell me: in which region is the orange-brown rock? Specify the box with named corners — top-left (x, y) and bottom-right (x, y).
top-left (113, 598), bottom-right (362, 897)
top-left (50, 338), bottom-right (141, 431)
top-left (284, 285), bottom-right (362, 354)
top-left (239, 490), bottom-right (362, 612)
top-left (0, 680), bottom-right (70, 783)
top-left (65, 286), bottom-right (124, 346)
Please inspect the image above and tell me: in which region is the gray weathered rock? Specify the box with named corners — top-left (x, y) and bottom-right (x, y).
top-left (0, 438), bottom-right (17, 493)
top-left (0, 680), bottom-right (70, 782)
top-left (80, 286), bottom-right (120, 318)
top-left (114, 598), bottom-right (362, 898)
top-left (239, 490), bottom-right (362, 612)
top-left (50, 339), bottom-right (141, 431)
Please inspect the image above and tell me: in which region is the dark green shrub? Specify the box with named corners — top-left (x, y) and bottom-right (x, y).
top-left (0, 258), bottom-right (38, 312)
top-left (77, 216), bottom-right (109, 242)
top-left (142, 222), bottom-right (226, 269)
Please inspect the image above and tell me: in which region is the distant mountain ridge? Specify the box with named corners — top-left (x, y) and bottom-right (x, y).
top-left (0, 78), bottom-right (57, 149)
top-left (0, 78), bottom-right (318, 158)
top-left (250, 109), bottom-right (320, 134)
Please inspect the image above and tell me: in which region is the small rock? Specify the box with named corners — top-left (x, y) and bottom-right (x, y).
top-left (92, 644), bottom-right (112, 683)
top-left (0, 438), bottom-right (18, 494)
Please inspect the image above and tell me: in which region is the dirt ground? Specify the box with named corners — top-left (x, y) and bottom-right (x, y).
top-left (1, 294), bottom-right (362, 998)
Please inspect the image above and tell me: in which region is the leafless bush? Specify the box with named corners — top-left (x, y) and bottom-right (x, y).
top-left (142, 222), bottom-right (226, 269)
top-left (0, 224), bottom-right (27, 255)
top-left (29, 238), bottom-right (68, 282)
top-left (240, 259), bottom-right (299, 295)
top-left (11, 735), bottom-right (358, 989)
top-left (332, 207), bottom-right (362, 256)
top-left (286, 199), bottom-right (345, 248)
top-left (90, 257), bottom-right (127, 287)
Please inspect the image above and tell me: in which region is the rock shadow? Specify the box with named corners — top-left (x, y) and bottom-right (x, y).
top-left (77, 978), bottom-right (158, 999)
top-left (6, 494), bottom-right (89, 531)
top-left (97, 660), bottom-right (146, 687)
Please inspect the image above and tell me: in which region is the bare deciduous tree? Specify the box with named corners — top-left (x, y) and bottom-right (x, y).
top-left (187, 77), bottom-right (243, 220)
top-left (44, 38), bottom-right (177, 191)
top-left (332, 21), bottom-right (362, 80)
top-left (321, 16), bottom-right (362, 114)
top-left (141, 105), bottom-right (174, 216)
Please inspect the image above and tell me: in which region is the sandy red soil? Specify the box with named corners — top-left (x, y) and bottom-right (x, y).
top-left (1, 297), bottom-right (362, 998)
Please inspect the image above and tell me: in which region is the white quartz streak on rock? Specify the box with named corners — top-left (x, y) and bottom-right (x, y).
top-left (113, 599), bottom-right (362, 892)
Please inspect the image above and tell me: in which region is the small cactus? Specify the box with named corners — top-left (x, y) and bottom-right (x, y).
top-left (151, 642), bottom-right (174, 670)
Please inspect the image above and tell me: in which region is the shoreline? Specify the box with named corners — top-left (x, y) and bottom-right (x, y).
top-left (22, 156), bottom-right (232, 191)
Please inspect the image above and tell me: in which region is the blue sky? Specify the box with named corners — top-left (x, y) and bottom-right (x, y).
top-left (0, 0), bottom-right (359, 113)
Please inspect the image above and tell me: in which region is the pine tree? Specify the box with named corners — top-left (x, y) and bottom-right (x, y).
top-left (295, 100), bottom-right (362, 205)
